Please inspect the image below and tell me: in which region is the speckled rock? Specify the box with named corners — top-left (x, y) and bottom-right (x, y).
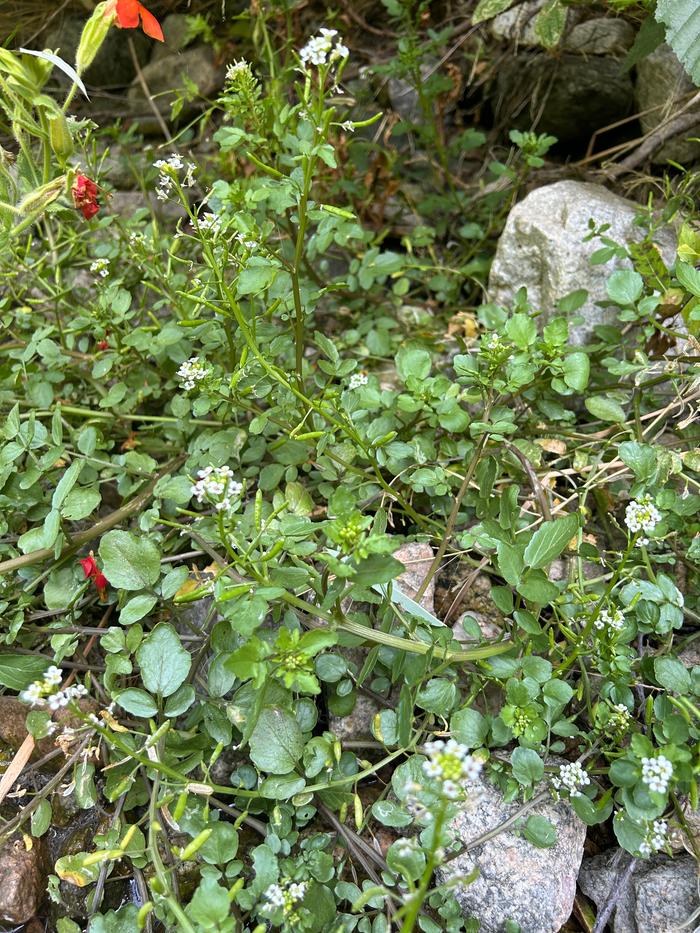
top-left (436, 767), bottom-right (586, 932)
top-left (0, 836), bottom-right (46, 924)
top-left (128, 45), bottom-right (225, 122)
top-left (636, 44), bottom-right (700, 166)
top-left (488, 180), bottom-right (676, 345)
top-left (151, 14), bottom-right (194, 62)
top-left (489, 0), bottom-right (577, 47)
top-left (563, 18), bottom-right (635, 56)
top-left (579, 849), bottom-right (700, 933)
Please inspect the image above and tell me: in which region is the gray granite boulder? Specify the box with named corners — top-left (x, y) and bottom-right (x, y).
top-left (488, 180), bottom-right (676, 345)
top-left (579, 850), bottom-right (700, 933)
top-left (563, 18), bottom-right (635, 56)
top-left (436, 769), bottom-right (587, 932)
top-left (128, 45), bottom-right (225, 123)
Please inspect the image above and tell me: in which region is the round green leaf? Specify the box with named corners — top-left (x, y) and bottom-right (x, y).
top-left (99, 530), bottom-right (161, 591)
top-left (249, 707), bottom-right (304, 774)
top-left (136, 623), bottom-right (191, 697)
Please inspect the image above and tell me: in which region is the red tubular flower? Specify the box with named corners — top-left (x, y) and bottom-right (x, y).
top-left (104, 0), bottom-right (164, 42)
top-left (72, 174), bottom-right (100, 220)
top-left (80, 555), bottom-right (108, 600)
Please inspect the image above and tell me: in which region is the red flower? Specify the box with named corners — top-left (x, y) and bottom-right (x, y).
top-left (104, 0), bottom-right (164, 42)
top-left (80, 555), bottom-right (108, 600)
top-left (72, 174), bottom-right (99, 220)
top-left (97, 339), bottom-right (109, 351)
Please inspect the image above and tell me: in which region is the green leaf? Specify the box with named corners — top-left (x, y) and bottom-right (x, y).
top-left (562, 352), bottom-right (590, 391)
top-left (199, 821), bottom-right (239, 865)
top-left (656, 0), bottom-right (700, 85)
top-left (606, 269), bottom-right (643, 305)
top-left (164, 684), bottom-right (195, 716)
top-left (99, 530), bottom-right (161, 591)
top-left (497, 541), bottom-right (524, 585)
top-left (505, 313), bottom-right (537, 349)
top-left (585, 396), bottom-right (627, 423)
top-left (511, 747), bottom-right (544, 785)
top-left (135, 623), bottom-right (191, 697)
top-left (623, 16), bottom-right (665, 72)
top-left (676, 260), bottom-right (700, 296)
top-left (450, 707), bottom-right (489, 748)
top-left (352, 554), bottom-right (405, 587)
top-left (523, 513), bottom-right (579, 569)
top-left (52, 460), bottom-right (83, 511)
top-left (249, 707), bottom-right (304, 774)
top-left (396, 346), bottom-right (432, 381)
top-left (119, 594), bottom-right (157, 625)
top-left (654, 656), bottom-right (691, 693)
top-left (371, 800), bottom-right (413, 827)
top-left (0, 654), bottom-right (48, 690)
top-left (522, 813), bottom-right (557, 847)
top-left (88, 905), bottom-right (140, 933)
top-left (619, 441), bottom-right (658, 482)
top-left (31, 798), bottom-right (52, 837)
top-left (534, 0), bottom-right (567, 48)
top-left (115, 688), bottom-right (158, 718)
top-left (472, 0), bottom-right (514, 24)
top-left (61, 485), bottom-right (101, 521)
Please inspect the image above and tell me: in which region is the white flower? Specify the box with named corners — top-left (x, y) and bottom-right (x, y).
top-left (177, 357), bottom-right (211, 391)
top-left (192, 212), bottom-right (221, 234)
top-left (625, 496), bottom-right (662, 545)
top-left (20, 681), bottom-right (44, 705)
top-left (348, 371), bottom-right (368, 390)
top-left (191, 465), bottom-right (243, 514)
top-left (299, 28), bottom-right (348, 68)
top-left (262, 879), bottom-right (308, 917)
top-left (421, 738), bottom-right (482, 797)
top-left (551, 761), bottom-right (590, 798)
top-left (226, 59), bottom-right (250, 81)
top-left (340, 120), bottom-right (355, 132)
top-left (641, 755), bottom-right (673, 794)
top-left (89, 258), bottom-right (110, 278)
top-left (640, 818), bottom-right (668, 856)
top-left (153, 154), bottom-right (193, 200)
top-left (594, 607), bottom-right (625, 632)
top-left (44, 666), bottom-right (63, 687)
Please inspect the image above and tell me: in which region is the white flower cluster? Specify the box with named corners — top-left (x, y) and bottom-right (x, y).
top-left (299, 28), bottom-right (349, 67)
top-left (192, 212), bottom-right (221, 234)
top-left (348, 371), bottom-right (368, 390)
top-left (90, 258), bottom-right (110, 278)
top-left (624, 495), bottom-right (662, 546)
top-left (176, 356), bottom-right (211, 391)
top-left (641, 754), bottom-right (673, 794)
top-left (640, 819), bottom-right (668, 856)
top-left (20, 666), bottom-right (88, 710)
top-left (191, 465), bottom-right (243, 513)
top-left (153, 153), bottom-right (196, 201)
top-left (594, 607), bottom-right (625, 633)
top-left (551, 761), bottom-right (591, 798)
top-left (263, 879), bottom-right (308, 919)
top-left (422, 738), bottom-right (482, 800)
top-left (226, 59), bottom-right (250, 81)
top-left (607, 703), bottom-right (632, 734)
